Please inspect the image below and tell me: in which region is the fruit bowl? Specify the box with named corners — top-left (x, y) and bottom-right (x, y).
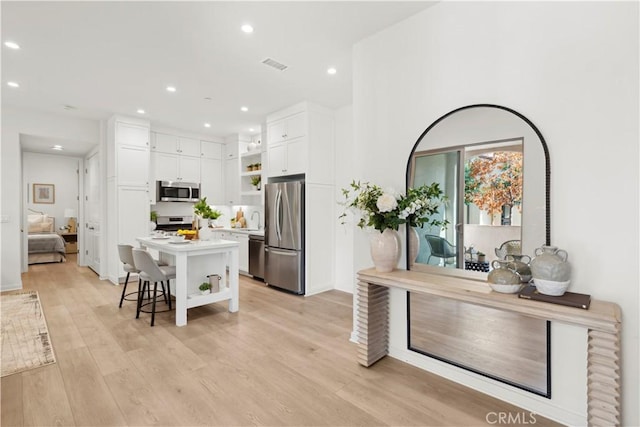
top-left (489, 283), bottom-right (523, 294)
top-left (533, 278), bottom-right (570, 296)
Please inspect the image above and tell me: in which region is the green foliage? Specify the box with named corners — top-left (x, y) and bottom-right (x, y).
top-left (193, 197), bottom-right (222, 220)
top-left (250, 175), bottom-right (261, 186)
top-left (199, 282), bottom-right (211, 291)
top-left (339, 180), bottom-right (448, 233)
top-left (150, 210), bottom-right (158, 222)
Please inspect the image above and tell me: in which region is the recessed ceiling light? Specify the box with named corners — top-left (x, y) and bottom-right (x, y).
top-left (7, 81), bottom-right (19, 88)
top-left (327, 67), bottom-right (337, 75)
top-left (4, 41), bottom-right (20, 50)
top-left (137, 109), bottom-right (146, 114)
top-left (249, 128), bottom-right (255, 132)
top-left (51, 145), bottom-right (64, 151)
top-left (241, 24), bottom-right (254, 33)
top-left (166, 86), bottom-right (177, 92)
top-left (240, 106), bottom-right (248, 112)
top-left (204, 123), bottom-right (211, 128)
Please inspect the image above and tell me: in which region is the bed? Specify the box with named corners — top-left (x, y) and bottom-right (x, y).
top-left (27, 212), bottom-right (66, 264)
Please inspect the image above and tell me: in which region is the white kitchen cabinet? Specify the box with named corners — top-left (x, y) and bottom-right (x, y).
top-left (117, 186), bottom-right (150, 246)
top-left (117, 146), bottom-right (150, 189)
top-left (224, 157), bottom-right (240, 205)
top-left (177, 137), bottom-right (201, 157)
top-left (201, 157), bottom-right (224, 204)
top-left (201, 141), bottom-right (223, 159)
top-left (152, 152), bottom-right (201, 183)
top-left (235, 233), bottom-right (249, 274)
top-left (152, 132), bottom-right (200, 156)
top-left (117, 122), bottom-right (150, 148)
top-left (268, 138), bottom-right (306, 178)
top-left (267, 112), bottom-right (306, 144)
top-left (152, 132), bottom-right (178, 153)
top-left (180, 156), bottom-right (201, 183)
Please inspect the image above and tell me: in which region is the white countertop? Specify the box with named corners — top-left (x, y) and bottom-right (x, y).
top-left (138, 236), bottom-right (239, 252)
top-left (213, 227), bottom-right (264, 236)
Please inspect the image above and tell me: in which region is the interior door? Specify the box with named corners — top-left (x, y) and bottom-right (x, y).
top-left (85, 150), bottom-right (101, 273)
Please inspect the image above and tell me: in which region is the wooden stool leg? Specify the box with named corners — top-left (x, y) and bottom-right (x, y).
top-left (118, 272), bottom-right (130, 308)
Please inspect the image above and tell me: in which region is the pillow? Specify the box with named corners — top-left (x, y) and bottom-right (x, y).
top-left (27, 214), bottom-right (53, 233)
top-left (28, 214), bottom-right (44, 224)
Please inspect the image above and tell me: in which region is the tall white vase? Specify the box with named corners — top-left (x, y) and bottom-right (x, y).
top-left (370, 229), bottom-right (401, 273)
top-left (408, 227), bottom-right (419, 267)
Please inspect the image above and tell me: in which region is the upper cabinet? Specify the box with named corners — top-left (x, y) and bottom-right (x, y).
top-left (267, 112), bottom-right (306, 145)
top-left (116, 122), bottom-right (150, 148)
top-left (266, 102), bottom-right (334, 184)
top-left (108, 121), bottom-right (150, 188)
top-left (201, 140), bottom-right (223, 159)
top-left (152, 152), bottom-right (201, 183)
top-left (152, 133), bottom-right (200, 157)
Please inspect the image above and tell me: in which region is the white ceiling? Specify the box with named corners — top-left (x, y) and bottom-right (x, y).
top-left (2, 1), bottom-right (434, 155)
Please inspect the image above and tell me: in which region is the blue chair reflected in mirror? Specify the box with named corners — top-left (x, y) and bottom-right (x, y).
top-left (425, 234), bottom-right (457, 266)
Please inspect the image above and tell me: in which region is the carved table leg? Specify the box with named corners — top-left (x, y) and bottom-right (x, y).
top-left (356, 281), bottom-right (389, 367)
top-left (587, 325), bottom-right (621, 426)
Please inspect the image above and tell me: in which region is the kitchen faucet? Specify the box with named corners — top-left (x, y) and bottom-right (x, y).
top-left (251, 210), bottom-right (261, 229)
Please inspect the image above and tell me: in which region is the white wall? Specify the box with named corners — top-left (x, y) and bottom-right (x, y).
top-left (334, 105), bottom-right (356, 293)
top-left (350, 2), bottom-right (638, 426)
top-left (23, 152), bottom-right (80, 231)
top-left (1, 107), bottom-right (100, 290)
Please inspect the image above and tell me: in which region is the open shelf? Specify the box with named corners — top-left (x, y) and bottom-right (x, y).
top-left (186, 287), bottom-right (231, 309)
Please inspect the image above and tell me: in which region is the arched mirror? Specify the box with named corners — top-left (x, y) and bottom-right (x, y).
top-left (406, 104), bottom-right (551, 397)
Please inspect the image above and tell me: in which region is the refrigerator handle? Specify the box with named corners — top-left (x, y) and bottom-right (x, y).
top-left (275, 189), bottom-right (282, 242)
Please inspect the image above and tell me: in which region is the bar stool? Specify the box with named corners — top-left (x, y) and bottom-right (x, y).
top-left (132, 248), bottom-right (177, 326)
top-left (117, 244), bottom-right (167, 308)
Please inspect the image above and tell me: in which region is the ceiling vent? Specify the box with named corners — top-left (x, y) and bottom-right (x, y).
top-left (262, 58), bottom-right (288, 72)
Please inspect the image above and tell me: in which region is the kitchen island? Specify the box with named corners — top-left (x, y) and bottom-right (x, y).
top-left (137, 237), bottom-right (239, 326)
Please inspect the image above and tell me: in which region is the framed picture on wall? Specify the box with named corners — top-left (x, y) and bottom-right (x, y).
top-left (33, 183), bottom-right (55, 204)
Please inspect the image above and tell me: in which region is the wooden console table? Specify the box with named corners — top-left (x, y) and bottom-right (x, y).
top-left (357, 268), bottom-right (622, 427)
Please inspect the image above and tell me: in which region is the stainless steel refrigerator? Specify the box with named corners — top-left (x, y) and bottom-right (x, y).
top-left (264, 181), bottom-right (305, 294)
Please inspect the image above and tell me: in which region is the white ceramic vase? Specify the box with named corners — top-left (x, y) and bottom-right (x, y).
top-left (199, 226), bottom-right (212, 241)
top-left (408, 227), bottom-right (419, 267)
top-left (370, 229), bottom-right (401, 273)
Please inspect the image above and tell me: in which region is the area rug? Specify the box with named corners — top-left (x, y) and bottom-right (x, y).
top-left (1, 291), bottom-right (56, 377)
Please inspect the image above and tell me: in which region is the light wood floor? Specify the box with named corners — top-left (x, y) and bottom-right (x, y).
top-left (1, 256), bottom-right (562, 426)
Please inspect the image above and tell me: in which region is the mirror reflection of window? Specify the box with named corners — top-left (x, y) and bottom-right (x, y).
top-left (411, 139), bottom-right (525, 270)
top-left (412, 151), bottom-right (460, 268)
top-left (463, 140), bottom-right (523, 267)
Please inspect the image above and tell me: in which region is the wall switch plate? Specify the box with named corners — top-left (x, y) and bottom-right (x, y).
top-left (0, 215), bottom-right (10, 223)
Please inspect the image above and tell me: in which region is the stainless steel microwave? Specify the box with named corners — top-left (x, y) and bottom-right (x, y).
top-left (156, 181), bottom-right (200, 202)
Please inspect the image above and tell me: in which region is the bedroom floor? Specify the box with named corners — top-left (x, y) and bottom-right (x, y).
top-left (2, 258), bottom-right (562, 426)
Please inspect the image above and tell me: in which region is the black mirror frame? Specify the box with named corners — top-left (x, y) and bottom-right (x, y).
top-left (404, 103), bottom-right (553, 398)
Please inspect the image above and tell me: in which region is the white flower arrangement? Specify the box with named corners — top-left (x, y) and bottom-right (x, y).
top-left (339, 180), bottom-right (448, 232)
